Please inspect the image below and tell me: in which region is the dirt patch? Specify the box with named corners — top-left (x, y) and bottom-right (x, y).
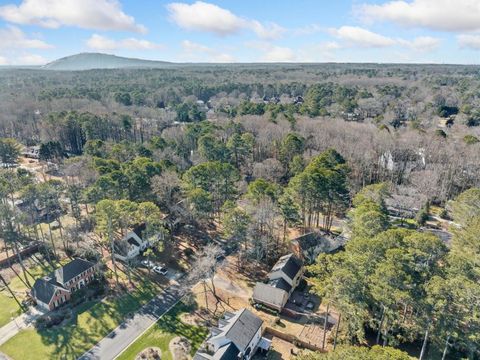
top-left (169, 336), bottom-right (192, 360)
top-left (135, 347), bottom-right (162, 360)
top-left (179, 311), bottom-right (209, 327)
top-left (270, 336), bottom-right (298, 360)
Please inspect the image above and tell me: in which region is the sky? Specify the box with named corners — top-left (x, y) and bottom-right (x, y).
top-left (0, 0), bottom-right (480, 65)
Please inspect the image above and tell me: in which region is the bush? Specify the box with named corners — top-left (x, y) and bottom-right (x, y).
top-left (439, 208), bottom-right (449, 220)
top-left (416, 203), bottom-right (430, 226)
top-left (183, 247), bottom-right (195, 258)
top-left (464, 134), bottom-right (479, 145)
top-left (35, 310), bottom-right (67, 329)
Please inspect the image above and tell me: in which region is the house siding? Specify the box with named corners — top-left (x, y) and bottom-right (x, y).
top-left (244, 327), bottom-right (262, 360)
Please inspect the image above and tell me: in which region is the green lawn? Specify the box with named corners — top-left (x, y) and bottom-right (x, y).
top-left (117, 302), bottom-right (208, 360)
top-left (0, 277), bottom-right (162, 360)
top-left (0, 258), bottom-right (60, 328)
top-left (0, 291), bottom-right (22, 327)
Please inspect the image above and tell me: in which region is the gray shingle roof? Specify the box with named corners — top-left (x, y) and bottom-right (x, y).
top-left (269, 277), bottom-right (292, 292)
top-left (253, 283), bottom-right (288, 310)
top-left (32, 258), bottom-right (95, 304)
top-left (32, 278), bottom-right (58, 304)
top-left (225, 309), bottom-right (262, 352)
top-left (271, 254), bottom-right (302, 281)
top-left (54, 258), bottom-right (95, 285)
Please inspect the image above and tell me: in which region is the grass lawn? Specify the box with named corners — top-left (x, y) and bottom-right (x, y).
top-left (0, 257), bottom-right (62, 328)
top-left (117, 302), bottom-right (208, 360)
top-left (0, 291), bottom-right (22, 327)
top-left (0, 275), bottom-right (162, 360)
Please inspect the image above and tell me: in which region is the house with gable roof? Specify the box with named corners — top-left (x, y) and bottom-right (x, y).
top-left (31, 258), bottom-right (97, 311)
top-left (252, 253), bottom-right (303, 312)
top-left (193, 308), bottom-right (270, 360)
top-left (114, 223), bottom-right (153, 261)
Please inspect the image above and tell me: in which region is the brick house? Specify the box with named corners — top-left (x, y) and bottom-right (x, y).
top-left (31, 258), bottom-right (97, 311)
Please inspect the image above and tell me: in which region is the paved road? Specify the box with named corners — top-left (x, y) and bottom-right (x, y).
top-left (0, 306), bottom-right (45, 346)
top-left (78, 284), bottom-right (184, 360)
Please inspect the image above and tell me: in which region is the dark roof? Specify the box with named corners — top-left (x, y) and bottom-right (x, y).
top-left (225, 309), bottom-right (263, 352)
top-left (292, 231), bottom-right (347, 255)
top-left (133, 223), bottom-right (146, 239)
top-left (216, 343), bottom-right (240, 360)
top-left (253, 283), bottom-right (288, 309)
top-left (193, 344), bottom-right (239, 360)
top-left (54, 258), bottom-right (95, 285)
top-left (269, 277), bottom-right (292, 292)
top-left (271, 254), bottom-right (302, 281)
top-left (32, 278), bottom-right (58, 304)
top-left (126, 236), bottom-right (141, 247)
top-left (293, 232), bottom-right (324, 250)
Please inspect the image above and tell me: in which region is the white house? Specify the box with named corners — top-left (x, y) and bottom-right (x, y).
top-left (193, 308), bottom-right (270, 360)
top-left (114, 224), bottom-right (151, 262)
top-left (252, 254), bottom-right (303, 312)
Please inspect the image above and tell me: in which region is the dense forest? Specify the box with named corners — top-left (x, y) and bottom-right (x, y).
top-left (0, 63), bottom-right (479, 359)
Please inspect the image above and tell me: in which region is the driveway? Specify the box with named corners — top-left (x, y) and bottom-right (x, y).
top-left (0, 306), bottom-right (45, 346)
top-left (78, 284), bottom-right (184, 360)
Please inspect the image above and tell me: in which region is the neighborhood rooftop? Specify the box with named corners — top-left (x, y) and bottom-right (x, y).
top-left (271, 254), bottom-right (302, 280)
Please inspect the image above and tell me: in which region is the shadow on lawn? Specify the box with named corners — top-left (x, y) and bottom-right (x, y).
top-left (36, 273), bottom-right (163, 359)
top-left (154, 302), bottom-right (208, 354)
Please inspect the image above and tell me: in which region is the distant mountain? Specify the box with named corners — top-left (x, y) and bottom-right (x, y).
top-left (42, 53), bottom-right (172, 71)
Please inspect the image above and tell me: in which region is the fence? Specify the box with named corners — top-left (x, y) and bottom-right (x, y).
top-left (0, 243), bottom-right (40, 268)
top-left (265, 326), bottom-right (326, 352)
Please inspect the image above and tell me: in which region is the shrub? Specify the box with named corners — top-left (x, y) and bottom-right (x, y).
top-left (464, 134), bottom-right (479, 145)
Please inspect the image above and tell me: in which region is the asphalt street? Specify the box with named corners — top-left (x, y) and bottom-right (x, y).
top-left (78, 284), bottom-right (183, 360)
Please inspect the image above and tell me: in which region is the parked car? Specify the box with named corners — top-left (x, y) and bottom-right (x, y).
top-left (153, 266), bottom-right (168, 275)
top-left (141, 260), bottom-right (155, 268)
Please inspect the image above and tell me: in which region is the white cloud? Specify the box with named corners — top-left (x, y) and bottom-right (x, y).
top-left (398, 36), bottom-right (440, 52)
top-left (167, 1), bottom-right (284, 39)
top-left (86, 34), bottom-right (163, 51)
top-left (0, 56), bottom-right (8, 65)
top-left (17, 54), bottom-right (47, 65)
top-left (458, 34), bottom-right (480, 50)
top-left (0, 25), bottom-right (52, 49)
top-left (168, 1), bottom-right (243, 36)
top-left (329, 26), bottom-right (396, 48)
top-left (0, 0), bottom-right (146, 33)
top-left (250, 21), bottom-right (285, 40)
top-left (329, 26), bottom-right (440, 52)
top-left (181, 40), bottom-right (234, 62)
top-left (261, 45), bottom-right (295, 62)
top-left (358, 0), bottom-right (480, 32)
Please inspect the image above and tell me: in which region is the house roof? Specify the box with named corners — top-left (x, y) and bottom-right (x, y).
top-left (268, 277), bottom-right (292, 293)
top-left (54, 258), bottom-right (95, 285)
top-left (31, 277), bottom-right (60, 304)
top-left (132, 223), bottom-right (146, 239)
top-left (193, 343), bottom-right (239, 360)
top-left (215, 343), bottom-right (240, 360)
top-left (253, 283), bottom-right (288, 309)
top-left (270, 253), bottom-right (302, 281)
top-left (32, 258), bottom-right (95, 304)
top-left (126, 236), bottom-right (141, 247)
top-left (292, 231), bottom-right (346, 254)
top-left (195, 308), bottom-right (262, 360)
top-left (225, 308), bottom-right (263, 352)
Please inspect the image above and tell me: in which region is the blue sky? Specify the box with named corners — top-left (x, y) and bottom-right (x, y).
top-left (0, 0), bottom-right (480, 65)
